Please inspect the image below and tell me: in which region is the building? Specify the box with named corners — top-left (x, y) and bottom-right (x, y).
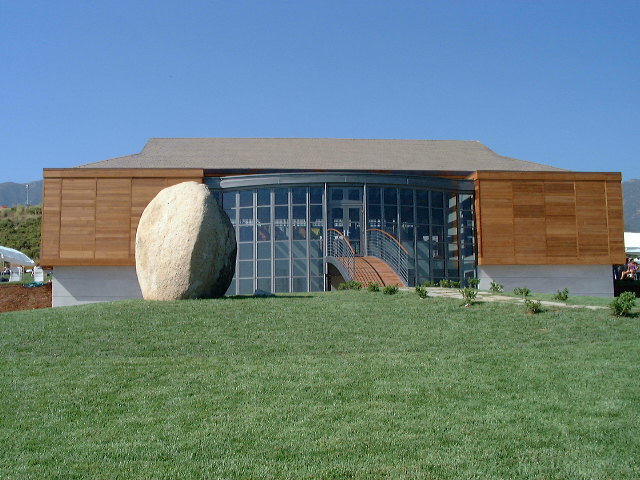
top-left (41, 138), bottom-right (625, 306)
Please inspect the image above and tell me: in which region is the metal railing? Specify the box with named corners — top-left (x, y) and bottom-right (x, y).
top-left (366, 229), bottom-right (409, 286)
top-left (326, 228), bottom-right (356, 281)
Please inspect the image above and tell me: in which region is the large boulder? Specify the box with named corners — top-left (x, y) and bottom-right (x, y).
top-left (135, 182), bottom-right (236, 300)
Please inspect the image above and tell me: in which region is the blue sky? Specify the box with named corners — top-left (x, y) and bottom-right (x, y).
top-left (2, 0), bottom-right (639, 183)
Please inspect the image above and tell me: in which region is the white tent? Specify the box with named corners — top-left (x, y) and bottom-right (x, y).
top-left (624, 232), bottom-right (640, 256)
top-left (0, 245), bottom-right (35, 267)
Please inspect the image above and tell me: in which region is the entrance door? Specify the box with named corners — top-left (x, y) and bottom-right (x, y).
top-left (329, 187), bottom-right (363, 255)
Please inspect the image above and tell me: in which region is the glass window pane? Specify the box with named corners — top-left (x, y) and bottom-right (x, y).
top-left (275, 277), bottom-right (289, 293)
top-left (223, 191), bottom-right (236, 208)
top-left (331, 188), bottom-right (343, 201)
top-left (348, 188), bottom-right (361, 201)
top-left (257, 242), bottom-right (271, 259)
top-left (274, 224), bottom-right (289, 240)
top-left (257, 189), bottom-right (271, 206)
top-left (310, 204), bottom-right (322, 222)
top-left (293, 259), bottom-right (308, 276)
top-left (310, 276), bottom-right (324, 292)
top-left (239, 279), bottom-right (254, 295)
top-left (400, 206), bottom-right (414, 224)
top-left (292, 277), bottom-right (308, 293)
top-left (310, 187), bottom-right (323, 204)
top-left (239, 208), bottom-right (253, 225)
top-left (257, 278), bottom-right (272, 292)
top-left (448, 193), bottom-right (457, 209)
top-left (309, 258), bottom-right (323, 275)
top-left (292, 187), bottom-right (306, 204)
top-left (239, 190), bottom-right (253, 207)
top-left (257, 260), bottom-right (271, 278)
top-left (292, 240), bottom-right (307, 258)
top-left (274, 241), bottom-right (289, 259)
top-left (275, 259), bottom-right (290, 277)
top-left (400, 189), bottom-right (414, 206)
top-left (431, 225), bottom-right (445, 243)
top-left (431, 191), bottom-right (444, 208)
top-left (460, 194), bottom-right (473, 211)
top-left (257, 224), bottom-right (271, 241)
top-left (416, 190), bottom-right (429, 207)
top-left (416, 225), bottom-right (429, 242)
top-left (257, 206), bottom-right (271, 223)
top-left (275, 206), bottom-right (288, 220)
top-left (239, 226), bottom-right (253, 242)
top-left (431, 208), bottom-right (445, 225)
top-left (274, 188), bottom-right (288, 205)
top-left (416, 207), bottom-right (429, 224)
top-left (309, 240), bottom-right (322, 258)
top-left (309, 225), bottom-right (323, 240)
top-left (225, 279), bottom-right (236, 296)
top-left (239, 243), bottom-right (253, 260)
top-left (384, 205), bottom-right (397, 223)
top-left (238, 261), bottom-right (253, 278)
top-left (384, 188), bottom-right (397, 205)
top-left (367, 187), bottom-right (381, 204)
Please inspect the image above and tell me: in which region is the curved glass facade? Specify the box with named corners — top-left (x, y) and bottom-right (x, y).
top-left (212, 175), bottom-right (476, 295)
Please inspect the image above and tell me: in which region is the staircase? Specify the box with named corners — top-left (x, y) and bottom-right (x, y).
top-left (353, 256), bottom-right (404, 286)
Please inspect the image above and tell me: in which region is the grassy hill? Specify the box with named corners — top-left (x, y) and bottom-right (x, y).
top-left (0, 205), bottom-right (42, 261)
top-left (0, 180), bottom-right (43, 207)
top-left (1, 291), bottom-right (638, 479)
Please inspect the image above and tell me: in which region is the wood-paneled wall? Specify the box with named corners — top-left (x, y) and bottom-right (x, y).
top-left (471, 172), bottom-right (625, 265)
top-left (41, 169), bottom-right (204, 266)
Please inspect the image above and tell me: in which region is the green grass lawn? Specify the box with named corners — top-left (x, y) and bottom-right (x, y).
top-left (1, 291), bottom-right (639, 479)
top-left (490, 289), bottom-right (616, 307)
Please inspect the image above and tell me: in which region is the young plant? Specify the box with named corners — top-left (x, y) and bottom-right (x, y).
top-left (415, 286), bottom-right (429, 298)
top-left (367, 282), bottom-right (380, 292)
top-left (450, 281), bottom-right (461, 288)
top-left (513, 287), bottom-right (531, 298)
top-left (459, 287), bottom-right (477, 306)
top-left (383, 284), bottom-right (399, 295)
top-left (438, 279), bottom-right (451, 288)
top-left (489, 282), bottom-right (504, 293)
top-left (609, 291), bottom-right (637, 317)
top-left (421, 281), bottom-right (436, 287)
top-left (553, 288), bottom-right (569, 302)
top-left (467, 278), bottom-right (480, 289)
top-left (524, 298), bottom-right (543, 314)
top-left (338, 281), bottom-right (362, 290)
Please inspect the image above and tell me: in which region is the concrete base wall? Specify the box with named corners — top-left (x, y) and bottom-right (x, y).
top-left (477, 264), bottom-right (614, 297)
top-left (53, 266), bottom-right (143, 307)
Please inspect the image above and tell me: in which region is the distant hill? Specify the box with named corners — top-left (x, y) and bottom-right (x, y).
top-left (0, 180), bottom-right (43, 207)
top-left (623, 179), bottom-right (640, 232)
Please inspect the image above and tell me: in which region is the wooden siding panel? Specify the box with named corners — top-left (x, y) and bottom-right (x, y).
top-left (129, 178), bottom-right (171, 255)
top-left (59, 179), bottom-right (96, 260)
top-left (41, 178), bottom-right (62, 261)
top-left (95, 178), bottom-right (131, 259)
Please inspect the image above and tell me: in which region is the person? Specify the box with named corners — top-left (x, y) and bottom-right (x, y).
top-left (621, 260), bottom-right (637, 280)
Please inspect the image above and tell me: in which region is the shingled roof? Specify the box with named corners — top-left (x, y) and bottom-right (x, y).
top-left (77, 138), bottom-right (565, 173)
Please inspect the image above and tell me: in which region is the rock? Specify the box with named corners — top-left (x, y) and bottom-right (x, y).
top-left (253, 289), bottom-right (274, 297)
top-left (135, 182), bottom-right (236, 300)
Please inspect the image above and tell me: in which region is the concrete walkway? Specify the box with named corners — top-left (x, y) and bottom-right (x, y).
top-left (409, 287), bottom-right (608, 310)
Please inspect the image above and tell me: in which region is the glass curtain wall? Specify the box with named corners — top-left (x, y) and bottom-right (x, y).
top-left (219, 182), bottom-right (475, 294)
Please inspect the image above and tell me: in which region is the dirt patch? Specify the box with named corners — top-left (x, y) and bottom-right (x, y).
top-left (0, 283), bottom-right (52, 313)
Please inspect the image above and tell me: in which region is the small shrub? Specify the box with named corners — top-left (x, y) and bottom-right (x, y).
top-left (609, 291), bottom-right (637, 317)
top-left (421, 281), bottom-right (436, 287)
top-left (459, 287), bottom-right (477, 306)
top-left (467, 278), bottom-right (480, 289)
top-left (524, 298), bottom-right (543, 314)
top-left (438, 279), bottom-right (451, 288)
top-left (513, 287), bottom-right (531, 298)
top-left (338, 281), bottom-right (362, 290)
top-left (489, 282), bottom-right (504, 293)
top-left (383, 284), bottom-right (399, 295)
top-left (415, 286), bottom-right (429, 298)
top-left (553, 288), bottom-right (569, 302)
top-left (367, 282), bottom-right (380, 292)
top-left (450, 281), bottom-right (461, 288)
